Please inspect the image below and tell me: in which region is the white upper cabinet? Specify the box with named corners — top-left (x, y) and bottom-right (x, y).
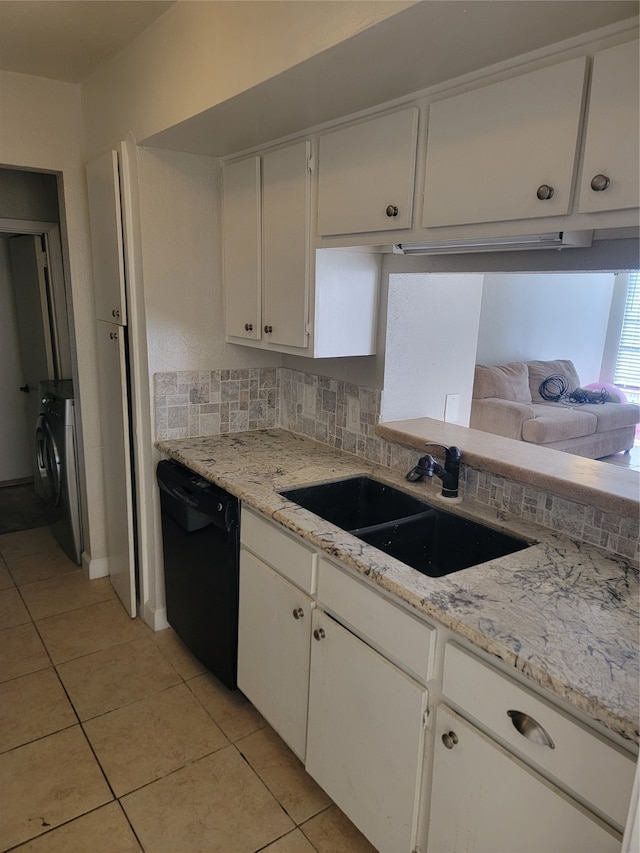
top-left (86, 150), bottom-right (127, 325)
top-left (578, 39), bottom-right (640, 214)
top-left (317, 107), bottom-right (419, 235)
top-left (262, 141), bottom-right (311, 348)
top-left (422, 57), bottom-right (588, 227)
top-left (222, 156), bottom-right (261, 341)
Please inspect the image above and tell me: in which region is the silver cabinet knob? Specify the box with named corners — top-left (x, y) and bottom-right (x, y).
top-left (590, 174), bottom-right (611, 192)
top-left (264, 325), bottom-right (273, 334)
top-left (109, 331), bottom-right (118, 340)
top-left (508, 710), bottom-right (555, 748)
top-left (292, 608), bottom-right (304, 620)
top-left (536, 184), bottom-right (555, 200)
top-left (442, 731), bottom-right (459, 750)
top-left (386, 204), bottom-right (399, 217)
top-left (313, 628), bottom-right (326, 641)
top-left (112, 308), bottom-right (120, 318)
top-left (244, 323), bottom-right (253, 332)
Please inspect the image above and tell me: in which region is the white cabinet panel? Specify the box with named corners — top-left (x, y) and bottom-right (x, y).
top-left (317, 108), bottom-right (418, 235)
top-left (86, 151), bottom-right (127, 325)
top-left (428, 705), bottom-right (620, 853)
top-left (423, 57), bottom-right (588, 226)
top-left (578, 39), bottom-right (640, 214)
top-left (262, 141), bottom-right (310, 348)
top-left (222, 156), bottom-right (261, 340)
top-left (237, 548), bottom-right (313, 760)
top-left (306, 609), bottom-right (427, 853)
top-left (95, 320), bottom-right (136, 616)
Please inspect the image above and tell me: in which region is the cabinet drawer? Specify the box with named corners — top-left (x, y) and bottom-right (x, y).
top-left (241, 508), bottom-right (317, 594)
top-left (317, 557), bottom-right (435, 684)
top-left (442, 643), bottom-right (635, 829)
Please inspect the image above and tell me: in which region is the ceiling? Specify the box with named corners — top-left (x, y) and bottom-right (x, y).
top-left (0, 1), bottom-right (174, 82)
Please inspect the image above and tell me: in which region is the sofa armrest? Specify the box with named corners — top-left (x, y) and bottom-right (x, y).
top-left (470, 398), bottom-right (536, 440)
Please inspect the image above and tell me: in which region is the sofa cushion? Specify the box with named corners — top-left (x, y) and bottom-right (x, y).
top-left (473, 362), bottom-right (531, 404)
top-left (564, 401), bottom-right (640, 432)
top-left (522, 404), bottom-right (597, 444)
top-left (527, 359), bottom-right (581, 403)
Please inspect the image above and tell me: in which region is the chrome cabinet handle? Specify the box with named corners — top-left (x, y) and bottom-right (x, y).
top-left (508, 710), bottom-right (555, 748)
top-left (590, 174), bottom-right (611, 192)
top-left (442, 731), bottom-right (459, 750)
top-left (109, 331), bottom-right (118, 340)
top-left (536, 184), bottom-right (554, 200)
top-left (244, 323), bottom-right (253, 332)
top-left (313, 628), bottom-right (325, 641)
top-left (112, 308), bottom-right (120, 318)
top-left (264, 325), bottom-right (273, 334)
top-left (292, 608), bottom-right (304, 620)
top-left (386, 204), bottom-right (399, 217)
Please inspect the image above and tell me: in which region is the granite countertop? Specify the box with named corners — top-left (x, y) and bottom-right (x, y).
top-left (156, 429), bottom-right (639, 747)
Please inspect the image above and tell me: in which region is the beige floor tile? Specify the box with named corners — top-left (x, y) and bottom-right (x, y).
top-left (238, 726), bottom-right (331, 825)
top-left (0, 587), bottom-right (30, 629)
top-left (261, 829), bottom-right (318, 853)
top-left (20, 572), bottom-right (115, 621)
top-left (0, 623), bottom-right (50, 683)
top-left (0, 527), bottom-right (57, 561)
top-left (7, 546), bottom-right (78, 587)
top-left (0, 668), bottom-right (76, 753)
top-left (0, 726), bottom-right (113, 850)
top-left (122, 745), bottom-right (293, 853)
top-left (187, 671), bottom-right (266, 742)
top-left (301, 805), bottom-right (377, 853)
top-left (0, 561), bottom-right (14, 590)
top-left (150, 626), bottom-right (207, 679)
top-left (84, 683), bottom-right (228, 796)
top-left (37, 598), bottom-right (149, 664)
top-left (57, 636), bottom-right (182, 720)
top-left (12, 802), bottom-right (142, 852)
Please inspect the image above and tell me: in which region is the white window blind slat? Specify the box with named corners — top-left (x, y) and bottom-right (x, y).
top-left (614, 272), bottom-right (640, 389)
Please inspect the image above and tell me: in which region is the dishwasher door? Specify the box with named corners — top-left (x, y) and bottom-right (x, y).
top-left (157, 460), bottom-right (239, 689)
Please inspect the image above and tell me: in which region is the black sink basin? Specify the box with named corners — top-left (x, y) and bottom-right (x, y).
top-left (358, 509), bottom-right (529, 577)
top-left (280, 476), bottom-right (431, 532)
top-left (280, 475), bottom-right (530, 577)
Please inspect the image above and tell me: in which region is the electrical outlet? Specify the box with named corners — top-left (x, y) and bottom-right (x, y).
top-left (303, 385), bottom-right (316, 416)
top-left (347, 396), bottom-right (361, 431)
top-left (444, 393), bottom-right (461, 424)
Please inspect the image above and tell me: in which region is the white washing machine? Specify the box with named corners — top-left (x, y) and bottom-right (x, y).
top-left (36, 381), bottom-right (83, 564)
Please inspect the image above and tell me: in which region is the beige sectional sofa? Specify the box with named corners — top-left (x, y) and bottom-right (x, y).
top-left (470, 359), bottom-right (640, 458)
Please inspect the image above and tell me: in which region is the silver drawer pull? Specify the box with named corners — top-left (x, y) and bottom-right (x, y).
top-left (508, 710), bottom-right (555, 749)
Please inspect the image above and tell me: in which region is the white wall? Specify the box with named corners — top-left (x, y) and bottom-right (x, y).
top-left (381, 273), bottom-right (483, 424)
top-left (476, 272), bottom-right (616, 383)
top-left (0, 239), bottom-right (31, 481)
top-left (81, 1), bottom-right (413, 155)
top-left (0, 70), bottom-right (107, 567)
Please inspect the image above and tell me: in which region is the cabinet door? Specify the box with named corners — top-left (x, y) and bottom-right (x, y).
top-left (237, 549), bottom-right (312, 760)
top-left (306, 609), bottom-right (427, 853)
top-left (262, 141), bottom-right (310, 348)
top-left (427, 706), bottom-right (620, 853)
top-left (86, 150), bottom-right (127, 325)
top-left (578, 39), bottom-right (640, 214)
top-left (317, 108), bottom-right (418, 235)
top-left (422, 57), bottom-right (587, 226)
top-left (223, 156), bottom-right (261, 340)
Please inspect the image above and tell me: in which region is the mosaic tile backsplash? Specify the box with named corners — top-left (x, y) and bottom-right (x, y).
top-left (154, 366), bottom-right (638, 561)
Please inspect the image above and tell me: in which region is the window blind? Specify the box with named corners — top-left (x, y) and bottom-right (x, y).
top-left (614, 271), bottom-right (640, 389)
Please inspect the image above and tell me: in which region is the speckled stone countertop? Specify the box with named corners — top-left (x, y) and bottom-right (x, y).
top-left (156, 429), bottom-right (639, 747)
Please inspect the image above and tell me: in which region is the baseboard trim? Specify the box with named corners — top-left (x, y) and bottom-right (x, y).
top-left (81, 551), bottom-right (110, 580)
top-left (141, 600), bottom-right (169, 632)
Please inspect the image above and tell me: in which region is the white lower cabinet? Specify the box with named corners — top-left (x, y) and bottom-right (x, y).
top-left (306, 609), bottom-right (428, 853)
top-left (237, 548), bottom-right (313, 760)
top-left (427, 705), bottom-right (620, 853)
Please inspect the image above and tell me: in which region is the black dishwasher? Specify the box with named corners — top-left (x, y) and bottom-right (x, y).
top-left (157, 460), bottom-right (239, 689)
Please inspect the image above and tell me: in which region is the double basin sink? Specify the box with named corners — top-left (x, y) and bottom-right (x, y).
top-left (280, 476), bottom-right (529, 578)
